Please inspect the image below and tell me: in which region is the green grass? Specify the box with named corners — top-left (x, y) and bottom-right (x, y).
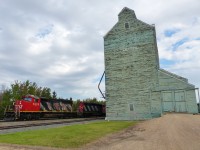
top-left (0, 121), bottom-right (137, 148)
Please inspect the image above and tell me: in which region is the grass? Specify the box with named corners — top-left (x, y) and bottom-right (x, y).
top-left (0, 121), bottom-right (137, 148)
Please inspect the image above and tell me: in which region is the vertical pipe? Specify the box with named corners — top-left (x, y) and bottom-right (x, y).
top-left (197, 88), bottom-right (200, 113)
top-left (197, 88), bottom-right (200, 103)
top-left (98, 71), bottom-right (105, 99)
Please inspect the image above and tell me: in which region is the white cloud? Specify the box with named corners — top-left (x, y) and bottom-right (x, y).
top-left (0, 0), bottom-right (199, 99)
top-left (28, 24), bottom-right (71, 55)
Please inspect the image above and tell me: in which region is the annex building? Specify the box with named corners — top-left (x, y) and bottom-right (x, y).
top-left (104, 7), bottom-right (198, 120)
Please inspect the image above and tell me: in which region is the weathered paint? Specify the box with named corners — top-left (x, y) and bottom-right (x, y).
top-left (158, 69), bottom-right (198, 113)
top-left (104, 7), bottom-right (198, 120)
top-left (104, 7), bottom-right (160, 120)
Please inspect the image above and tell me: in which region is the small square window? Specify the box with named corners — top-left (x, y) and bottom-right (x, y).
top-left (129, 104), bottom-right (134, 111)
top-left (125, 22), bottom-right (129, 29)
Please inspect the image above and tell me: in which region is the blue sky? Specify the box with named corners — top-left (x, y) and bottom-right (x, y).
top-left (164, 29), bottom-right (180, 37)
top-left (0, 0), bottom-right (200, 100)
top-left (36, 24), bottom-right (54, 38)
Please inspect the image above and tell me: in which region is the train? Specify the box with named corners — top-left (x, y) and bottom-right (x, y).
top-left (4, 94), bottom-right (105, 120)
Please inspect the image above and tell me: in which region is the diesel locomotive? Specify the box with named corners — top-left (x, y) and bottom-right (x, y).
top-left (4, 94), bottom-right (105, 120)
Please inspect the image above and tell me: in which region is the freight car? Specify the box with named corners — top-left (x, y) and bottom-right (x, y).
top-left (4, 94), bottom-right (105, 120)
top-left (78, 102), bottom-right (105, 117)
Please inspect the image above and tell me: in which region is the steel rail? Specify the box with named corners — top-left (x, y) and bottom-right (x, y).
top-left (0, 117), bottom-right (104, 131)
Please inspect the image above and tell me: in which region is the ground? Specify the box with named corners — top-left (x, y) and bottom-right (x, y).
top-left (0, 113), bottom-right (200, 150)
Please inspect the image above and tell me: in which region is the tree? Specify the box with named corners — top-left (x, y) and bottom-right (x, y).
top-left (40, 87), bottom-right (51, 98)
top-left (83, 97), bottom-right (106, 105)
top-left (8, 80), bottom-right (55, 99)
top-left (52, 91), bottom-right (57, 99)
top-left (72, 99), bottom-right (81, 111)
top-left (0, 89), bottom-right (13, 119)
top-left (0, 80), bottom-right (57, 118)
top-left (72, 98), bottom-right (106, 111)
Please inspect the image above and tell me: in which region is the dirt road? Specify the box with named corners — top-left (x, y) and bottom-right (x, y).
top-left (0, 114), bottom-right (200, 150)
top-left (86, 113), bottom-right (200, 150)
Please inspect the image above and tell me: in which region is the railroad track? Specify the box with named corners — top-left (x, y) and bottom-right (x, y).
top-left (0, 117), bottom-right (104, 131)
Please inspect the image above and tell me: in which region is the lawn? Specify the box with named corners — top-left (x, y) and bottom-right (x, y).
top-left (0, 121), bottom-right (137, 148)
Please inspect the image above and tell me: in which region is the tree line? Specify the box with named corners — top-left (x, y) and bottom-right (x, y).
top-left (0, 80), bottom-right (105, 119)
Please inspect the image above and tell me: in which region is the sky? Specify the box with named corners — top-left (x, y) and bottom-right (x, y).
top-left (0, 0), bottom-right (200, 100)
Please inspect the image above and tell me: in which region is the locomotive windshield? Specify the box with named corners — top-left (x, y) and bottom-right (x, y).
top-left (23, 97), bottom-right (32, 102)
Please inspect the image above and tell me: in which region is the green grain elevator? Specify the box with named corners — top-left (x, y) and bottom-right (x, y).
top-left (104, 7), bottom-right (198, 120)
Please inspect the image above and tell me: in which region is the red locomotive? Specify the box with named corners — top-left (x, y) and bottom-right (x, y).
top-left (4, 94), bottom-right (105, 120)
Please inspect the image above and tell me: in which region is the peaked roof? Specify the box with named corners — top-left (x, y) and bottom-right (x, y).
top-left (158, 68), bottom-right (196, 87)
top-left (159, 68), bottom-right (188, 82)
top-left (118, 7), bottom-right (136, 19)
top-left (104, 7), bottom-right (153, 38)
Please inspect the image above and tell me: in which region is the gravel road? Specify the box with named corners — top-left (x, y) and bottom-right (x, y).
top-left (0, 113), bottom-right (200, 150)
top-left (86, 113), bottom-right (200, 150)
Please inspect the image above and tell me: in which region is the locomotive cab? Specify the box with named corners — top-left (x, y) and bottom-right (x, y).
top-left (4, 95), bottom-right (41, 120)
top-left (15, 95), bottom-right (41, 112)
